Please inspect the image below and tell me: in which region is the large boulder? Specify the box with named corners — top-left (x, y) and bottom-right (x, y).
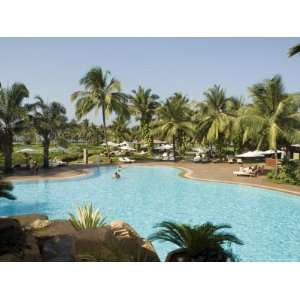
top-left (0, 218), bottom-right (41, 261)
top-left (0, 218), bottom-right (26, 256)
top-left (40, 235), bottom-right (75, 262)
top-left (110, 220), bottom-right (160, 262)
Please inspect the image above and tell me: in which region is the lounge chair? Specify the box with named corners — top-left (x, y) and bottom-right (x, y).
top-left (237, 158), bottom-right (243, 164)
top-left (49, 159), bottom-right (67, 167)
top-left (162, 152), bottom-right (169, 161)
top-left (168, 154), bottom-right (175, 161)
top-left (193, 155), bottom-right (201, 163)
top-left (228, 158), bottom-right (234, 164)
top-left (233, 167), bottom-right (256, 177)
top-left (119, 157), bottom-right (135, 163)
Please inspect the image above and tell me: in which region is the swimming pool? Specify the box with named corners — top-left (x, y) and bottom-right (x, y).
top-left (1, 165), bottom-right (300, 261)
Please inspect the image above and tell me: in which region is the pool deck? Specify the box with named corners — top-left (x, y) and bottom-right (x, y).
top-left (4, 161), bottom-right (300, 196)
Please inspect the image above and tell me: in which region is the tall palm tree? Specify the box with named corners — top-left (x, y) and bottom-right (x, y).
top-left (153, 93), bottom-right (193, 157)
top-left (71, 67), bottom-right (129, 156)
top-left (288, 43), bottom-right (300, 57)
top-left (0, 176), bottom-right (15, 200)
top-left (29, 97), bottom-right (67, 168)
top-left (149, 221), bottom-right (243, 262)
top-left (194, 85), bottom-right (238, 155)
top-left (0, 83), bottom-right (29, 172)
top-left (129, 86), bottom-right (160, 152)
top-left (238, 75), bottom-right (300, 173)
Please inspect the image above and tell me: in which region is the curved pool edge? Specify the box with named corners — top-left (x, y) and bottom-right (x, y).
top-left (133, 163), bottom-right (300, 197)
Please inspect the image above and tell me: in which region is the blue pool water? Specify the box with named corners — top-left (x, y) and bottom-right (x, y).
top-left (1, 165), bottom-right (300, 261)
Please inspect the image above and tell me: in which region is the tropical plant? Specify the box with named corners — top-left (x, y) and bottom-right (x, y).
top-left (0, 83), bottom-right (30, 172)
top-left (153, 93), bottom-right (193, 156)
top-left (108, 116), bottom-right (131, 143)
top-left (69, 203), bottom-right (106, 230)
top-left (288, 43), bottom-right (300, 57)
top-left (0, 176), bottom-right (16, 200)
top-left (129, 86), bottom-right (160, 152)
top-left (194, 85), bottom-right (239, 155)
top-left (149, 221), bottom-right (243, 262)
top-left (237, 75), bottom-right (300, 173)
top-left (29, 97), bottom-right (67, 168)
top-left (71, 67), bottom-right (129, 156)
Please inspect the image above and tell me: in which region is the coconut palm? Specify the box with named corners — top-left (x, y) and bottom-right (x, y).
top-left (0, 83), bottom-right (30, 172)
top-left (194, 85), bottom-right (238, 155)
top-left (71, 67), bottom-right (129, 156)
top-left (29, 96), bottom-right (67, 168)
top-left (0, 176), bottom-right (15, 200)
top-left (153, 93), bottom-right (193, 157)
top-left (149, 221), bottom-right (243, 262)
top-left (238, 75), bottom-right (300, 173)
top-left (129, 86), bottom-right (160, 152)
top-left (288, 43), bottom-right (300, 57)
top-left (86, 123), bottom-right (104, 146)
top-left (109, 116), bottom-right (131, 143)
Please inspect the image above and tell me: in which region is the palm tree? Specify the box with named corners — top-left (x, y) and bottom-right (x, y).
top-left (288, 43), bottom-right (300, 57)
top-left (129, 86), bottom-right (160, 152)
top-left (149, 221), bottom-right (243, 262)
top-left (29, 97), bottom-right (67, 168)
top-left (0, 176), bottom-right (15, 200)
top-left (0, 83), bottom-right (30, 172)
top-left (109, 116), bottom-right (131, 143)
top-left (238, 75), bottom-right (300, 173)
top-left (153, 93), bottom-right (193, 157)
top-left (194, 85), bottom-right (238, 155)
top-left (86, 123), bottom-right (104, 146)
top-left (71, 67), bottom-right (129, 156)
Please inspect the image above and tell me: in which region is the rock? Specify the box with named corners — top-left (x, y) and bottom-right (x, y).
top-left (0, 218), bottom-right (26, 255)
top-left (32, 220), bottom-right (77, 239)
top-left (74, 226), bottom-right (121, 261)
top-left (41, 235), bottom-right (75, 262)
top-left (0, 254), bottom-right (22, 262)
top-left (9, 214), bottom-right (48, 228)
top-left (22, 234), bottom-right (42, 262)
top-left (27, 219), bottom-right (52, 231)
top-left (110, 220), bottom-right (160, 262)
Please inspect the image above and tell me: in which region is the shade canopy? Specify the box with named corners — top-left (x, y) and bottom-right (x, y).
top-left (262, 149), bottom-right (284, 155)
top-left (236, 150), bottom-right (265, 158)
top-left (16, 148), bottom-right (38, 153)
top-left (119, 145), bottom-right (136, 151)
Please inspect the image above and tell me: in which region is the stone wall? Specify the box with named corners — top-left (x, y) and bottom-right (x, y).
top-left (0, 214), bottom-right (160, 262)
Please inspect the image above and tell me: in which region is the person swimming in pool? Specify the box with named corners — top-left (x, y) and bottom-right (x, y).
top-left (112, 171), bottom-right (121, 179)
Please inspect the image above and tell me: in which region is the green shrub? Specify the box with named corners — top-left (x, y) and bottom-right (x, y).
top-left (268, 159), bottom-right (300, 185)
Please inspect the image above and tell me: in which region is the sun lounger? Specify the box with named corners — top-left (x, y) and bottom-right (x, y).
top-left (228, 158), bottom-right (234, 163)
top-left (237, 158), bottom-right (243, 164)
top-left (193, 155), bottom-right (201, 163)
top-left (233, 167), bottom-right (257, 177)
top-left (119, 157), bottom-right (135, 163)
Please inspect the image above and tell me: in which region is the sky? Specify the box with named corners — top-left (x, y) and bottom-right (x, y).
top-left (0, 37), bottom-right (300, 124)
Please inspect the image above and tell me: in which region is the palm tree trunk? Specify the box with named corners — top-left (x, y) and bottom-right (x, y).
top-left (172, 135), bottom-right (176, 161)
top-left (274, 148), bottom-right (278, 176)
top-left (43, 138), bottom-right (50, 168)
top-left (102, 105), bottom-right (109, 157)
top-left (3, 131), bottom-right (13, 173)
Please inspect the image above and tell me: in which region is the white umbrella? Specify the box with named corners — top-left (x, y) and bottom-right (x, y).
top-left (16, 148), bottom-right (38, 153)
top-left (102, 141), bottom-right (119, 147)
top-left (192, 147), bottom-right (208, 153)
top-left (50, 146), bottom-right (67, 152)
top-left (262, 149), bottom-right (284, 155)
top-left (120, 145), bottom-right (136, 152)
top-left (236, 150), bottom-right (265, 158)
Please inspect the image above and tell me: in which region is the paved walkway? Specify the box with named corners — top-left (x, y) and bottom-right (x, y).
top-left (5, 161), bottom-right (300, 196)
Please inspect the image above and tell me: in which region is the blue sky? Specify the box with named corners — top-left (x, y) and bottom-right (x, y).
top-left (0, 37), bottom-right (300, 123)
